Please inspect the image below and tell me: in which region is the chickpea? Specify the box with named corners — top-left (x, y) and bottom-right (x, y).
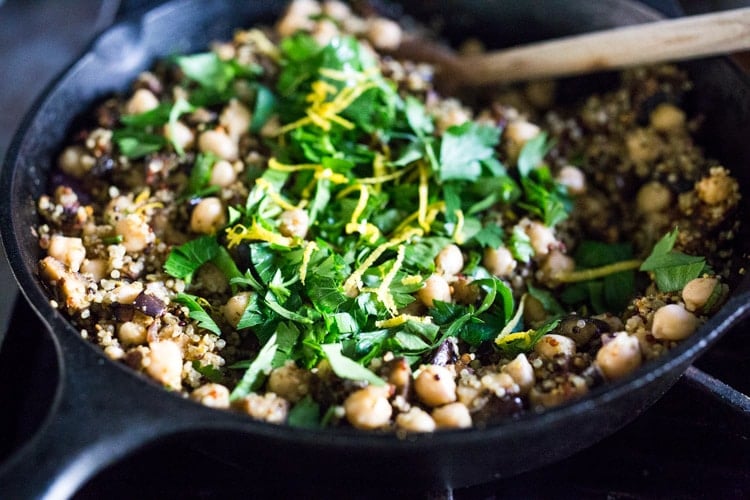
top-left (534, 334), bottom-right (576, 359)
top-left (80, 258), bottom-right (109, 281)
top-left (344, 385), bottom-right (393, 430)
top-left (191, 383), bottom-right (230, 409)
top-left (233, 393), bottom-right (289, 424)
top-left (58, 145), bottom-right (93, 178)
top-left (636, 181), bottom-right (672, 213)
top-left (417, 274), bottom-right (452, 308)
top-left (278, 208), bottom-right (309, 238)
top-left (682, 277), bottom-right (725, 314)
top-left (366, 17), bottom-right (402, 50)
top-left (651, 303), bottom-right (699, 340)
top-left (696, 168), bottom-right (738, 206)
top-left (312, 19), bottom-right (339, 46)
top-left (415, 365), bottom-right (457, 407)
top-left (483, 245), bottom-right (516, 278)
top-left (555, 165), bottom-right (586, 196)
top-left (503, 353), bottom-right (535, 395)
top-left (452, 277), bottom-right (480, 305)
top-left (223, 292), bottom-right (252, 327)
top-left (432, 402), bottom-right (472, 429)
top-left (118, 321), bottom-right (147, 346)
top-left (163, 120), bottom-right (194, 152)
top-left (219, 99), bottom-right (252, 141)
top-left (504, 120), bottom-right (540, 160)
top-left (198, 129), bottom-right (238, 161)
top-left (115, 214), bottom-right (154, 253)
top-left (276, 0), bottom-right (320, 36)
top-left (625, 128), bottom-right (659, 163)
top-left (125, 88), bottom-right (159, 115)
top-left (650, 103), bottom-right (686, 134)
top-left (523, 219), bottom-right (557, 259)
top-left (596, 332), bottom-right (642, 380)
top-left (538, 249), bottom-right (575, 284)
top-left (322, 0), bottom-right (350, 20)
top-left (267, 361), bottom-right (312, 403)
top-left (395, 407), bottom-right (436, 433)
top-left (146, 340), bottom-right (183, 391)
top-left (47, 235), bottom-right (86, 272)
top-left (209, 159), bottom-right (237, 187)
top-left (435, 244), bottom-right (464, 276)
top-left (190, 197), bottom-right (226, 234)
top-left (385, 357), bottom-right (412, 390)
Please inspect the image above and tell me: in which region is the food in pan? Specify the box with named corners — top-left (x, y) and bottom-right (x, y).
top-left (35, 0), bottom-right (740, 432)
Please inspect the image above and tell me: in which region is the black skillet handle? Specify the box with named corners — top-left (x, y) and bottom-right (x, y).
top-left (0, 324), bottom-right (200, 499)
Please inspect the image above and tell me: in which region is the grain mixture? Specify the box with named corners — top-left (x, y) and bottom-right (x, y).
top-left (36, 0), bottom-right (741, 432)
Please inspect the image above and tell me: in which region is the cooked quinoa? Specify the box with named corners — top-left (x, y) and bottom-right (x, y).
top-left (36, 0), bottom-right (740, 432)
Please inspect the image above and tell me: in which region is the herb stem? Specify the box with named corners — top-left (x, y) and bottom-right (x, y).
top-left (554, 259), bottom-right (643, 283)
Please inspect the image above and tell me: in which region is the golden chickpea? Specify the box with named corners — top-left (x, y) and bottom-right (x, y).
top-left (432, 402), bottom-right (472, 429)
top-left (58, 145), bottom-right (93, 178)
top-left (650, 103), bottom-right (686, 134)
top-left (163, 120), bottom-right (194, 152)
top-left (47, 235), bottom-right (86, 272)
top-left (524, 219), bottom-right (557, 259)
top-left (625, 128), bottom-right (660, 163)
top-left (651, 303), bottom-right (699, 340)
top-left (115, 214), bottom-right (154, 253)
top-left (190, 197), bottom-right (226, 234)
top-left (191, 383), bottom-right (230, 408)
top-left (366, 17), bottom-right (402, 50)
top-left (344, 385), bottom-right (393, 430)
top-left (278, 208), bottom-right (309, 238)
top-left (146, 340), bottom-right (183, 391)
top-left (118, 321), bottom-right (147, 346)
top-left (435, 244), bottom-right (464, 276)
top-left (596, 332), bottom-right (642, 380)
top-left (395, 407), bottom-right (436, 433)
top-left (267, 361), bottom-right (312, 403)
top-left (504, 120), bottom-right (540, 160)
top-left (483, 245), bottom-right (516, 278)
top-left (223, 292), bottom-right (252, 327)
top-left (538, 249), bottom-right (575, 284)
top-left (417, 274), bottom-right (452, 308)
top-left (322, 0), bottom-right (350, 20)
top-left (636, 181), bottom-right (672, 213)
top-left (682, 277), bottom-right (725, 313)
top-left (219, 99), bottom-right (252, 141)
top-left (415, 365), bottom-right (457, 407)
top-left (312, 19), bottom-right (339, 46)
top-left (556, 165), bottom-right (586, 196)
top-left (696, 168), bottom-right (738, 206)
top-left (276, 0), bottom-right (320, 37)
top-left (125, 88), bottom-right (159, 115)
top-left (534, 334), bottom-right (577, 359)
top-left (209, 159), bottom-right (237, 187)
top-left (198, 129), bottom-right (238, 161)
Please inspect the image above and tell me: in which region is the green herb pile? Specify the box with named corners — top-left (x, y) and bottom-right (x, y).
top-left (113, 31), bottom-right (708, 404)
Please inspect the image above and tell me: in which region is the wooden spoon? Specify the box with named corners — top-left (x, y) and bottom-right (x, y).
top-left (394, 8), bottom-right (750, 88)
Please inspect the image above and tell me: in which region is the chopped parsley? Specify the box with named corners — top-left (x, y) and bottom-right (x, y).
top-left (640, 228), bottom-right (708, 292)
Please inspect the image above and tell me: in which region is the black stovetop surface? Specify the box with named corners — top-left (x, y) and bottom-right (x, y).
top-left (0, 0), bottom-right (748, 497)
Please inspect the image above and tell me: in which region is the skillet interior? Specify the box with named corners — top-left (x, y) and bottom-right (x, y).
top-left (2, 0), bottom-right (750, 495)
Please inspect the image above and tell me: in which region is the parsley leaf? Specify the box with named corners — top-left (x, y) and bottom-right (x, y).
top-left (640, 228), bottom-right (707, 292)
top-left (509, 225), bottom-right (534, 263)
top-left (288, 395), bottom-right (321, 428)
top-left (438, 122), bottom-right (500, 182)
top-left (173, 293), bottom-right (221, 336)
top-left (192, 360), bottom-right (223, 383)
top-left (321, 343), bottom-right (385, 386)
top-left (495, 318), bottom-right (561, 357)
top-left (163, 236), bottom-right (220, 283)
top-left (112, 129), bottom-right (166, 159)
top-left (229, 333), bottom-right (278, 401)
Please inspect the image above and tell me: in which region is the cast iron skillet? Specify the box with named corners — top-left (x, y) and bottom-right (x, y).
top-left (2, 1), bottom-right (750, 498)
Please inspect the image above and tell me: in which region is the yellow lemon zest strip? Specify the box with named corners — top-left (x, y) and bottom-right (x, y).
top-left (358, 165), bottom-right (413, 185)
top-left (452, 209), bottom-right (465, 245)
top-left (225, 220), bottom-right (294, 249)
top-left (392, 201), bottom-right (445, 237)
top-left (400, 275), bottom-right (423, 286)
top-left (375, 244), bottom-right (405, 317)
top-left (299, 240), bottom-right (318, 285)
top-left (343, 228), bottom-right (421, 298)
top-left (417, 162), bottom-right (430, 231)
top-left (135, 202), bottom-right (164, 215)
top-left (134, 187), bottom-right (151, 206)
top-left (553, 260), bottom-right (643, 283)
top-left (268, 157), bottom-right (321, 172)
top-left (375, 314), bottom-right (433, 329)
top-left (254, 178), bottom-right (299, 211)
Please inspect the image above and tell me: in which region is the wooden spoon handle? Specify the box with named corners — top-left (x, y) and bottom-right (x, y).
top-left (456, 8), bottom-right (750, 86)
